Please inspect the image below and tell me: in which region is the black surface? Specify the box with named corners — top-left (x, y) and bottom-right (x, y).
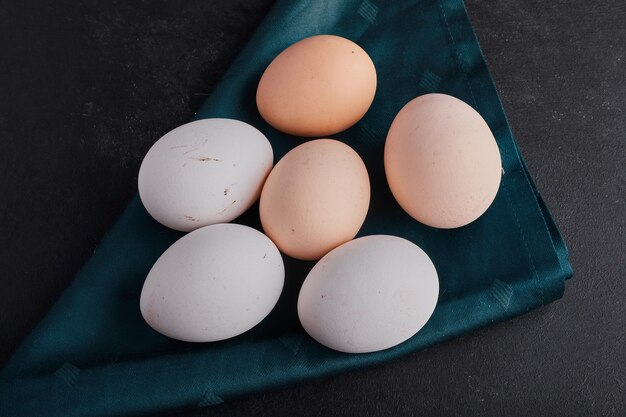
top-left (1, 0), bottom-right (624, 416)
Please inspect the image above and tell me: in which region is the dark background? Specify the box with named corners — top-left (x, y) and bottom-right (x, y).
top-left (1, 0), bottom-right (624, 416)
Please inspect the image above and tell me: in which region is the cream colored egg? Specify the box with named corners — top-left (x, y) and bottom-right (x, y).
top-left (256, 35), bottom-right (377, 137)
top-left (259, 139), bottom-right (370, 261)
top-left (140, 223), bottom-right (284, 342)
top-left (298, 235), bottom-right (439, 353)
top-left (384, 94), bottom-right (502, 228)
top-left (138, 119), bottom-right (273, 232)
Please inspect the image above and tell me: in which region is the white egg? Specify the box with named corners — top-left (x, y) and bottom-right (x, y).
top-left (297, 235), bottom-right (439, 353)
top-left (140, 223), bottom-right (284, 342)
top-left (138, 118), bottom-right (273, 232)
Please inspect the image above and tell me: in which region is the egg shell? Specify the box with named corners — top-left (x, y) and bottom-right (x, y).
top-left (298, 235), bottom-right (439, 353)
top-left (140, 223), bottom-right (284, 342)
top-left (256, 34), bottom-right (377, 137)
top-left (260, 139), bottom-right (370, 261)
top-left (138, 118), bottom-right (273, 232)
top-left (384, 93), bottom-right (502, 228)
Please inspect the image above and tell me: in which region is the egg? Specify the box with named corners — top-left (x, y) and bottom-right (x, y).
top-left (138, 118), bottom-right (273, 232)
top-left (256, 35), bottom-right (377, 137)
top-left (298, 235), bottom-right (439, 353)
top-left (384, 93), bottom-right (502, 228)
top-left (140, 223), bottom-right (284, 342)
top-left (260, 139), bottom-right (370, 260)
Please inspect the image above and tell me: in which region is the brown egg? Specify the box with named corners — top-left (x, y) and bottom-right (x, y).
top-left (256, 35), bottom-right (377, 137)
top-left (384, 94), bottom-right (502, 229)
top-left (260, 139), bottom-right (370, 260)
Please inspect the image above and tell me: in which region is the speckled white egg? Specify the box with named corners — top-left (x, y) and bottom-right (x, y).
top-left (298, 235), bottom-right (439, 353)
top-left (140, 223), bottom-right (284, 342)
top-left (138, 118), bottom-right (273, 232)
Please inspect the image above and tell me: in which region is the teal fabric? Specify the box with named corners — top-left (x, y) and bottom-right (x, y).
top-left (0, 0), bottom-right (572, 415)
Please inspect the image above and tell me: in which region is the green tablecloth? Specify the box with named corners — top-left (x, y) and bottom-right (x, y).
top-left (0, 0), bottom-right (572, 415)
